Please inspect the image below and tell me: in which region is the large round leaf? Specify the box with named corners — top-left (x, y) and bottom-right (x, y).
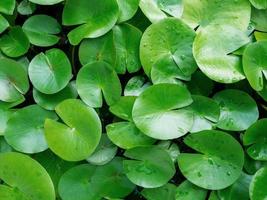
top-left (116, 0), bottom-right (139, 23)
top-left (193, 25), bottom-right (249, 83)
top-left (0, 152), bottom-right (55, 200)
top-left (22, 15), bottom-right (61, 47)
top-left (213, 89), bottom-right (259, 131)
top-left (5, 105), bottom-right (57, 154)
top-left (250, 0), bottom-right (267, 9)
top-left (0, 58), bottom-right (29, 103)
top-left (139, 0), bottom-right (183, 23)
top-left (140, 18), bottom-right (197, 80)
top-left (176, 180), bottom-right (207, 200)
top-left (181, 0), bottom-right (251, 30)
top-left (177, 130), bottom-right (244, 190)
top-left (62, 0), bottom-right (119, 45)
top-left (44, 99), bottom-right (101, 161)
top-left (243, 41), bottom-right (267, 91)
top-left (58, 157), bottom-right (135, 200)
top-left (106, 122), bottom-right (155, 149)
top-left (29, 48), bottom-right (73, 94)
top-left (249, 167), bottom-right (267, 200)
top-left (113, 23), bottom-right (142, 74)
top-left (132, 83), bottom-right (193, 140)
top-left (33, 82), bottom-right (78, 110)
top-left (77, 61), bottom-right (121, 108)
top-left (243, 119), bottom-right (267, 161)
top-left (123, 146), bottom-right (175, 188)
top-left (0, 26), bottom-right (30, 58)
top-left (29, 0), bottom-right (63, 5)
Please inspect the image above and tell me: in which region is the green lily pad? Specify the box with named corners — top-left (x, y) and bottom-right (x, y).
top-left (44, 99), bottom-right (101, 161)
top-left (243, 119), bottom-right (267, 161)
top-left (29, 0), bottom-right (64, 5)
top-left (213, 89), bottom-right (259, 131)
top-left (193, 25), bottom-right (249, 83)
top-left (187, 95), bottom-right (220, 133)
top-left (249, 167), bottom-right (267, 200)
top-left (123, 146), bottom-right (175, 188)
top-left (124, 76), bottom-right (151, 96)
top-left (17, 0), bottom-right (36, 15)
top-left (0, 26), bottom-right (30, 57)
top-left (62, 0), bottom-right (119, 45)
top-left (140, 18), bottom-right (197, 80)
top-left (113, 23), bottom-right (142, 74)
top-left (86, 134), bottom-right (117, 166)
top-left (116, 0), bottom-right (140, 23)
top-left (250, 0), bottom-right (267, 9)
top-left (0, 14), bottom-right (9, 34)
top-left (4, 104), bottom-right (57, 154)
top-left (33, 82), bottom-right (78, 110)
top-left (178, 130), bottom-right (244, 190)
top-left (106, 122), bottom-right (155, 149)
top-left (77, 61), bottom-right (121, 108)
top-left (79, 31), bottom-right (115, 66)
top-left (218, 172), bottom-right (252, 200)
top-left (139, 0), bottom-right (183, 23)
top-left (29, 48), bottom-right (73, 94)
top-left (132, 83), bottom-right (193, 140)
top-left (0, 152), bottom-right (55, 200)
top-left (141, 183), bottom-right (176, 200)
top-left (175, 180), bottom-right (207, 200)
top-left (181, 0), bottom-right (251, 30)
top-left (243, 41), bottom-right (267, 91)
top-left (0, 0), bottom-right (15, 15)
top-left (22, 15), bottom-right (61, 47)
top-left (0, 58), bottom-right (29, 103)
top-left (58, 157), bottom-right (135, 200)
top-left (109, 96), bottom-right (136, 121)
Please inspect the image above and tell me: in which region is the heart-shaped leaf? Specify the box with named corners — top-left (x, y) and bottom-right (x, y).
top-left (62, 0), bottom-right (119, 45)
top-left (29, 48), bottom-right (73, 94)
top-left (193, 25), bottom-right (249, 83)
top-left (213, 89), bottom-right (259, 131)
top-left (132, 83), bottom-right (193, 140)
top-left (140, 18), bottom-right (197, 81)
top-left (0, 58), bottom-right (29, 103)
top-left (44, 99), bottom-right (102, 161)
top-left (77, 61), bottom-right (121, 108)
top-left (123, 146), bottom-right (175, 188)
top-left (178, 130), bottom-right (244, 190)
top-left (22, 15), bottom-right (61, 47)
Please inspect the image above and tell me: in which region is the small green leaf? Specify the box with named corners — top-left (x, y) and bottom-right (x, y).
top-left (116, 0), bottom-right (140, 23)
top-left (77, 61), bottom-right (121, 108)
top-left (175, 180), bottom-right (207, 200)
top-left (28, 0), bottom-right (64, 5)
top-left (141, 183), bottom-right (176, 200)
top-left (249, 167), bottom-right (267, 200)
top-left (29, 48), bottom-right (73, 94)
top-left (45, 99), bottom-right (101, 161)
top-left (0, 0), bottom-right (16, 15)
